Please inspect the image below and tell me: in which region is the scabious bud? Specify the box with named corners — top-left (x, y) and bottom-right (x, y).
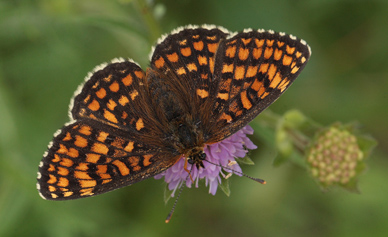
top-left (306, 123), bottom-right (366, 190)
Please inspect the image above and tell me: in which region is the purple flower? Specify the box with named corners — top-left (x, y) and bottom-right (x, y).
top-left (154, 125), bottom-right (257, 196)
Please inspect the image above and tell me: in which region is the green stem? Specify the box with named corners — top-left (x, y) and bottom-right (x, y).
top-left (286, 128), bottom-right (310, 153)
top-left (255, 110), bottom-right (320, 168)
top-left (134, 0), bottom-right (162, 44)
top-left (257, 110), bottom-right (282, 129)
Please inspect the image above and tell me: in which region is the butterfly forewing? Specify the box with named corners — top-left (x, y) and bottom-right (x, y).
top-left (207, 30), bottom-right (311, 142)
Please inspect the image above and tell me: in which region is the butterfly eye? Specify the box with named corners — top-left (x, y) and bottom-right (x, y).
top-left (200, 153), bottom-right (206, 160)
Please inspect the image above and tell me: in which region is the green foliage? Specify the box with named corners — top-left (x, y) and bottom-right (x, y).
top-left (1, 0), bottom-right (387, 236)
top-left (218, 177), bottom-right (231, 197)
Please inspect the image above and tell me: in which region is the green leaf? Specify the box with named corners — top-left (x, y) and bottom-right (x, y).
top-left (273, 152), bottom-right (288, 167)
top-left (219, 178), bottom-right (231, 197)
top-left (237, 155), bottom-right (255, 165)
top-left (357, 134), bottom-right (378, 159)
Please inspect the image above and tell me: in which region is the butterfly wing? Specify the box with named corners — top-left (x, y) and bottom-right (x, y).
top-left (38, 26), bottom-right (311, 200)
top-left (149, 25), bottom-right (228, 124)
top-left (149, 26), bottom-right (311, 144)
top-left (206, 29), bottom-right (311, 143)
top-left (37, 60), bottom-right (180, 200)
top-left (70, 60), bottom-right (165, 140)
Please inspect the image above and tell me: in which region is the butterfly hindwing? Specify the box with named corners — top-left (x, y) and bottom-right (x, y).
top-left (71, 60), bottom-right (161, 137)
top-left (37, 120), bottom-right (180, 200)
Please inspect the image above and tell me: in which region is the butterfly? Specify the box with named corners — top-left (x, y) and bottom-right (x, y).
top-left (37, 25), bottom-right (311, 200)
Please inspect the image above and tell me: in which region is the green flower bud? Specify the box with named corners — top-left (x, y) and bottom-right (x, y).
top-left (306, 123), bottom-right (368, 190)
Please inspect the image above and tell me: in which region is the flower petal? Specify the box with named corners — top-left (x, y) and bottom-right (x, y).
top-left (155, 125), bottom-right (257, 196)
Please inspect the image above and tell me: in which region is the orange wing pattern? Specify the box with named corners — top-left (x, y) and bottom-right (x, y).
top-left (208, 29), bottom-right (310, 142)
top-left (38, 119), bottom-right (179, 200)
top-left (71, 60), bottom-right (159, 136)
top-left (37, 60), bottom-right (181, 200)
top-left (149, 27), bottom-right (228, 121)
top-left (37, 25), bottom-right (310, 200)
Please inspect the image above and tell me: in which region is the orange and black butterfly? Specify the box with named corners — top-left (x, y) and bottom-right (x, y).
top-left (37, 25), bottom-right (310, 200)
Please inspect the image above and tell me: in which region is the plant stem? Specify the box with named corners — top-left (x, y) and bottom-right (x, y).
top-left (135, 0), bottom-right (162, 44)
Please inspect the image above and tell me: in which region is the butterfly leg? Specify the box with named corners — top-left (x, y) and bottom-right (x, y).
top-left (183, 157), bottom-right (195, 183)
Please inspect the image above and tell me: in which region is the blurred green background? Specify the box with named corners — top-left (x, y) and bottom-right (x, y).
top-left (1, 0), bottom-right (387, 236)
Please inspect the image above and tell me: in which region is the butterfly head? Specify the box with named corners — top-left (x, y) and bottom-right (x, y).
top-left (186, 147), bottom-right (206, 169)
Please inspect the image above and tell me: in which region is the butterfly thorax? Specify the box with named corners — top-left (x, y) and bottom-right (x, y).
top-left (147, 68), bottom-right (207, 167)
top-left (167, 116), bottom-right (207, 168)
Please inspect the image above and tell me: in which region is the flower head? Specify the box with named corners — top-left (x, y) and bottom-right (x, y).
top-left (155, 125), bottom-right (257, 196)
top-left (306, 123), bottom-right (370, 190)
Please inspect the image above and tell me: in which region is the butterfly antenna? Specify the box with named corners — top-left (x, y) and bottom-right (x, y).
top-left (203, 160), bottom-right (266, 184)
top-left (165, 184), bottom-right (183, 223)
top-left (165, 170), bottom-right (192, 223)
